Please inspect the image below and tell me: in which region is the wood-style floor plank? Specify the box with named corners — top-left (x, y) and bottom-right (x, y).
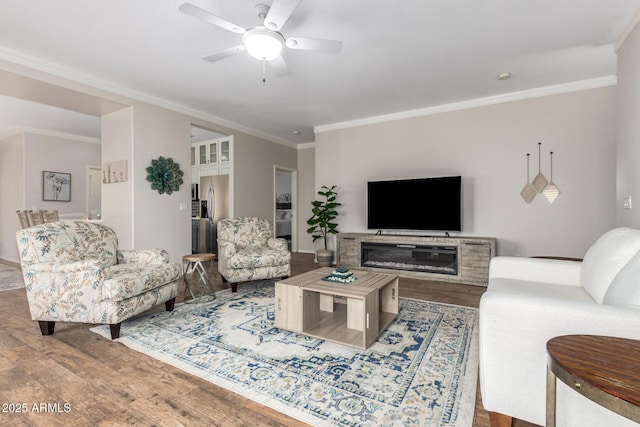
top-left (0, 255), bottom-right (537, 426)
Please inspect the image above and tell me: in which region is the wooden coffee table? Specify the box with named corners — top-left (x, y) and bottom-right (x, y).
top-left (274, 267), bottom-right (399, 349)
top-left (546, 334), bottom-right (640, 426)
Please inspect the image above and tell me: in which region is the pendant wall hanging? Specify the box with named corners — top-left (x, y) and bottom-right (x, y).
top-left (543, 151), bottom-right (560, 203)
top-left (146, 156), bottom-right (184, 195)
top-left (531, 142), bottom-right (548, 192)
top-left (520, 153), bottom-right (536, 203)
top-left (520, 143), bottom-right (561, 204)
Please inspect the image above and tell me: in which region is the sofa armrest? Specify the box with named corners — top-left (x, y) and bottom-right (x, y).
top-left (267, 237), bottom-right (288, 252)
top-left (22, 260), bottom-right (108, 321)
top-left (217, 240), bottom-right (237, 274)
top-left (479, 291), bottom-right (640, 425)
top-left (218, 240), bottom-right (237, 256)
top-left (117, 248), bottom-right (169, 265)
top-left (489, 256), bottom-right (582, 287)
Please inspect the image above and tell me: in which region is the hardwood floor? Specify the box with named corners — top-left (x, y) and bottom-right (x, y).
top-left (0, 254), bottom-right (538, 427)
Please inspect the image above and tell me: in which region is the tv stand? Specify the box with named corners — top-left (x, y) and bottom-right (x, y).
top-left (337, 233), bottom-right (496, 286)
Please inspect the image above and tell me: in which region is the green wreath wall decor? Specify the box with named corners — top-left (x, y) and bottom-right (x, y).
top-left (146, 156), bottom-right (184, 195)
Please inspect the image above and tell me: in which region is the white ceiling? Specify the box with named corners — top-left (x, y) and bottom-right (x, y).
top-left (0, 95), bottom-right (101, 139)
top-left (0, 0), bottom-right (638, 145)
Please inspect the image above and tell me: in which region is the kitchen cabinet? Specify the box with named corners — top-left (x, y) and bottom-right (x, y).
top-left (191, 136), bottom-right (232, 182)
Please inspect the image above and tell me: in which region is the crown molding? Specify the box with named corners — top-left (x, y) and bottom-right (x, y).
top-left (0, 127), bottom-right (24, 140)
top-left (0, 126), bottom-right (100, 143)
top-left (296, 142), bottom-right (315, 150)
top-left (24, 127), bottom-right (101, 144)
top-left (616, 7), bottom-right (640, 52)
top-left (314, 76), bottom-right (617, 134)
top-left (0, 46), bottom-right (298, 148)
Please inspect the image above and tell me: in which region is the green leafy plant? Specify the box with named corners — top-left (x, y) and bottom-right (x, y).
top-left (306, 185), bottom-right (341, 250)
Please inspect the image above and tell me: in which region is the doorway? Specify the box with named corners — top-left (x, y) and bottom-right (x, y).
top-left (85, 165), bottom-right (101, 219)
top-left (274, 166), bottom-right (297, 252)
top-left (190, 124), bottom-right (232, 254)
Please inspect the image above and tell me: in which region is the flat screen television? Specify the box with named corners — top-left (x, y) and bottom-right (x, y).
top-left (367, 176), bottom-right (461, 232)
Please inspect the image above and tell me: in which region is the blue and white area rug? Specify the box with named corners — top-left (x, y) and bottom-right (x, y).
top-left (92, 281), bottom-right (478, 426)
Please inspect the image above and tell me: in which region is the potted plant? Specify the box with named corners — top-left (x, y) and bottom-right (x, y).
top-left (307, 185), bottom-right (341, 266)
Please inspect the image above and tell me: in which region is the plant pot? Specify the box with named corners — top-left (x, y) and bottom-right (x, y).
top-left (316, 249), bottom-right (333, 267)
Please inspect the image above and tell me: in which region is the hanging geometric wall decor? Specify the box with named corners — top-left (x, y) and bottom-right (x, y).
top-left (543, 151), bottom-right (560, 203)
top-left (520, 142), bottom-right (561, 204)
top-left (146, 156), bottom-right (184, 195)
top-left (531, 142), bottom-right (548, 193)
top-left (520, 153), bottom-right (537, 203)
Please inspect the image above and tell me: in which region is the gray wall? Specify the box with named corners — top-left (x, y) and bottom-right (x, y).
top-left (0, 130), bottom-right (100, 262)
top-left (616, 22), bottom-right (640, 228)
top-left (315, 86), bottom-right (617, 258)
top-left (232, 132), bottom-right (297, 220)
top-left (297, 146), bottom-right (316, 253)
top-left (0, 132), bottom-right (24, 261)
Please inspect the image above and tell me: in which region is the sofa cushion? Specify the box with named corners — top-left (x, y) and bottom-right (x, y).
top-left (102, 262), bottom-right (182, 301)
top-left (603, 250), bottom-right (640, 309)
top-left (581, 227), bottom-right (640, 303)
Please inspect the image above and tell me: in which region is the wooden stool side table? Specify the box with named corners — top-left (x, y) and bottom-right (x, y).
top-left (546, 335), bottom-right (640, 427)
top-left (182, 253), bottom-right (216, 302)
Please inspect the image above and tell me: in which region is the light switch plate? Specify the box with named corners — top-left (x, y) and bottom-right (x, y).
top-left (623, 196), bottom-right (632, 210)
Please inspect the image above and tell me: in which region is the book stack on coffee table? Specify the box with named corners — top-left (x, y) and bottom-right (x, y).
top-left (322, 267), bottom-right (356, 284)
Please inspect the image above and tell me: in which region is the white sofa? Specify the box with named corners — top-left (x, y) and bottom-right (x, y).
top-left (480, 228), bottom-right (640, 427)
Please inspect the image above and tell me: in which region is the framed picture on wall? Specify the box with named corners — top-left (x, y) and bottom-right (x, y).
top-left (42, 171), bottom-right (71, 202)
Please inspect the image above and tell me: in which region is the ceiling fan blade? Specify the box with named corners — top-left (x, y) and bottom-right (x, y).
top-left (268, 56), bottom-right (291, 77)
top-left (179, 3), bottom-right (246, 34)
top-left (203, 45), bottom-right (247, 62)
top-left (285, 37), bottom-right (342, 53)
top-left (263, 0), bottom-right (302, 31)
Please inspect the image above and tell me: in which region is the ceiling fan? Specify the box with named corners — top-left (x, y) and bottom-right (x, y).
top-left (179, 1), bottom-right (342, 79)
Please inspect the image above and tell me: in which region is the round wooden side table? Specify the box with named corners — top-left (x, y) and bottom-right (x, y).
top-left (546, 334), bottom-right (640, 427)
top-left (182, 253), bottom-right (216, 303)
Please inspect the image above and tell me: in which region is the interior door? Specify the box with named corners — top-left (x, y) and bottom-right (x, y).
top-left (86, 165), bottom-right (101, 219)
top-left (274, 167), bottom-right (297, 252)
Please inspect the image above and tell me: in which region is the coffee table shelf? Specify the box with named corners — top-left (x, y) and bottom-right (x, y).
top-left (275, 268), bottom-right (399, 349)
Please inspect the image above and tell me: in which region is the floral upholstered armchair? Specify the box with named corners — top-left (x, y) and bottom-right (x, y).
top-left (16, 221), bottom-right (182, 339)
top-left (217, 217), bottom-right (291, 292)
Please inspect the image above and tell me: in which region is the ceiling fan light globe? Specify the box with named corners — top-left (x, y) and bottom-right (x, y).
top-left (242, 28), bottom-right (284, 60)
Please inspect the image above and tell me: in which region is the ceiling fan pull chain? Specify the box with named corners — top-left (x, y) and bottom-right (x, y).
top-left (262, 60), bottom-right (267, 84)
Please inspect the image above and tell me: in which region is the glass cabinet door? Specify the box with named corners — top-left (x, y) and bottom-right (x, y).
top-left (190, 145), bottom-right (196, 167)
top-left (220, 139), bottom-right (230, 162)
top-left (208, 141), bottom-right (218, 164)
top-left (199, 144), bottom-right (207, 165)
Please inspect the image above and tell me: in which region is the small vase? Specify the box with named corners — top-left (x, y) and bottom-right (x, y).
top-left (316, 249), bottom-right (333, 267)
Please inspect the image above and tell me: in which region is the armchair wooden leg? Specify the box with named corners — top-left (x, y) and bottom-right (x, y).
top-left (231, 283), bottom-right (238, 292)
top-left (109, 323), bottom-right (121, 340)
top-left (165, 297), bottom-right (176, 311)
top-left (488, 411), bottom-right (512, 427)
top-left (38, 321), bottom-right (55, 336)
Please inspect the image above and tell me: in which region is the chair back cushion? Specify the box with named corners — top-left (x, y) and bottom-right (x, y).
top-left (217, 217), bottom-right (272, 249)
top-left (581, 227), bottom-right (640, 303)
top-left (16, 220), bottom-right (118, 266)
